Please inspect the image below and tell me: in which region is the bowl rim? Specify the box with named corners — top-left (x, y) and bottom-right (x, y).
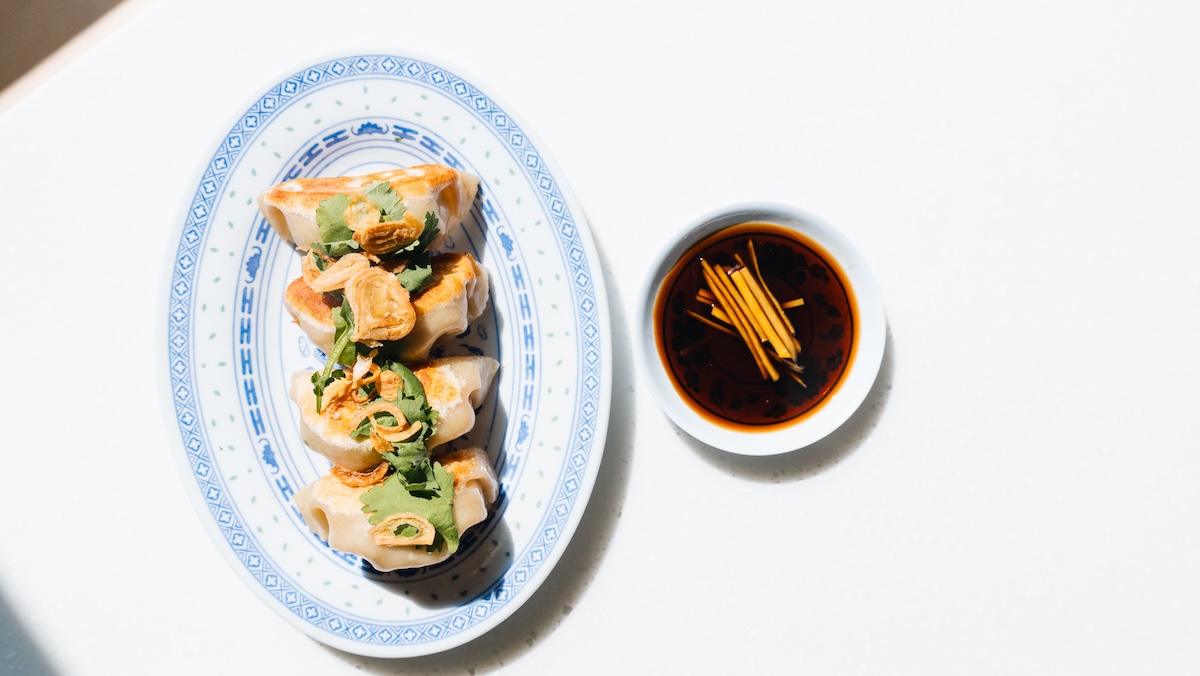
top-left (635, 201), bottom-right (886, 456)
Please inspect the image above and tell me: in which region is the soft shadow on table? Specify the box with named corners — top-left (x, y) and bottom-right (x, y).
top-left (316, 220), bottom-right (635, 672)
top-left (0, 584), bottom-right (60, 676)
top-left (684, 325), bottom-right (895, 482)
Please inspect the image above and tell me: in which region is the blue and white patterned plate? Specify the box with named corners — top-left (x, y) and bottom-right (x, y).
top-left (164, 55), bottom-right (611, 657)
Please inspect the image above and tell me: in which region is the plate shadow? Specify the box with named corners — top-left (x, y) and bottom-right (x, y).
top-left (0, 583), bottom-right (60, 676)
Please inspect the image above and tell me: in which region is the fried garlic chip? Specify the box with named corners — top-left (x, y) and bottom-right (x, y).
top-left (300, 250), bottom-right (324, 286)
top-left (377, 369), bottom-right (401, 401)
top-left (370, 512), bottom-right (436, 547)
top-left (343, 199), bottom-right (382, 232)
top-left (344, 267), bottom-right (416, 343)
top-left (330, 462), bottom-right (389, 488)
top-left (353, 211), bottom-right (426, 256)
top-left (308, 253), bottom-right (371, 293)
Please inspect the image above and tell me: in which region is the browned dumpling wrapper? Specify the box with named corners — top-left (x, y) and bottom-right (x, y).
top-left (257, 164), bottom-right (479, 251)
top-left (293, 446), bottom-right (499, 571)
top-left (283, 253), bottom-right (489, 363)
top-left (289, 355), bottom-right (499, 472)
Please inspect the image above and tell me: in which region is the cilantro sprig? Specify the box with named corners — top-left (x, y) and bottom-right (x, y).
top-left (348, 361), bottom-right (439, 445)
top-left (393, 211), bottom-right (439, 292)
top-left (310, 298), bottom-right (357, 412)
top-left (313, 193), bottom-right (361, 257)
top-left (310, 182), bottom-right (442, 295)
top-left (351, 359), bottom-right (456, 553)
top-left (363, 180), bottom-right (406, 221)
top-left (362, 462), bottom-right (458, 554)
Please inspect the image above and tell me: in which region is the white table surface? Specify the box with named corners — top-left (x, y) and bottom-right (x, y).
top-left (2, 1), bottom-right (1198, 673)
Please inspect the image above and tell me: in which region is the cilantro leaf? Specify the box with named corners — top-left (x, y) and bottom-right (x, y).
top-left (315, 193), bottom-right (355, 244)
top-left (421, 211), bottom-right (439, 247)
top-left (363, 180), bottom-right (407, 221)
top-left (383, 361), bottom-right (438, 433)
top-left (381, 441), bottom-right (429, 474)
top-left (330, 298), bottom-right (358, 365)
top-left (396, 261), bottom-right (432, 293)
top-left (393, 212), bottom-right (441, 257)
top-left (360, 464), bottom-right (459, 554)
top-left (311, 192), bottom-right (362, 256)
top-left (311, 299), bottom-right (357, 412)
top-left (311, 239), bottom-right (361, 258)
top-left (310, 251), bottom-right (329, 272)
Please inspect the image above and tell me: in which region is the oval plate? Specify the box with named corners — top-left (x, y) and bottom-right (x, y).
top-left (163, 55), bottom-right (611, 657)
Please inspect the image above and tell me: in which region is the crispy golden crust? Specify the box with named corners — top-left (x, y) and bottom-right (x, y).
top-left (284, 252), bottom-right (482, 357)
top-left (262, 165), bottom-right (462, 214)
top-left (439, 447), bottom-right (489, 493)
top-left (292, 445), bottom-right (497, 571)
top-left (286, 276), bottom-right (340, 318)
top-left (412, 362), bottom-right (461, 409)
top-left (284, 277), bottom-right (340, 355)
top-left (415, 253), bottom-right (477, 313)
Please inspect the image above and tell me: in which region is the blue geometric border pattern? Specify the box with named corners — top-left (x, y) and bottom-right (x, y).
top-left (167, 55), bottom-right (604, 647)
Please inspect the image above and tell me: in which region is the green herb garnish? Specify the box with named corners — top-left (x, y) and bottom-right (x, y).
top-left (312, 193), bottom-right (361, 257)
top-left (395, 260), bottom-right (432, 293)
top-left (311, 298), bottom-right (357, 412)
top-left (310, 251), bottom-right (329, 272)
top-left (329, 298), bottom-right (358, 365)
top-left (363, 180), bottom-right (407, 221)
top-left (362, 460), bottom-right (458, 554)
top-left (391, 211), bottom-right (440, 292)
top-left (353, 358), bottom-right (455, 553)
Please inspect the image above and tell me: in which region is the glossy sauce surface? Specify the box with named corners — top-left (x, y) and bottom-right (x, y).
top-left (654, 222), bottom-right (856, 429)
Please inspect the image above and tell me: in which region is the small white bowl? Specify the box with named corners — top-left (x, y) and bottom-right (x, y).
top-left (636, 202), bottom-right (886, 455)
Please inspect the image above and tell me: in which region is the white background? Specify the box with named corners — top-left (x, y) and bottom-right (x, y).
top-left (1, 1), bottom-right (1198, 673)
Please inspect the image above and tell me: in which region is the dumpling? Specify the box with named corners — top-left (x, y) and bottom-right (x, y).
top-left (293, 446), bottom-right (499, 571)
top-left (290, 355), bottom-right (499, 472)
top-left (283, 252), bottom-right (489, 362)
top-left (257, 164), bottom-right (479, 251)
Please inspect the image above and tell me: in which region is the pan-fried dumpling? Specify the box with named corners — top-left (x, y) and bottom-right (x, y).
top-left (283, 252), bottom-right (489, 362)
top-left (290, 355), bottom-right (499, 472)
top-left (294, 446), bottom-right (499, 571)
top-left (257, 164), bottom-right (479, 251)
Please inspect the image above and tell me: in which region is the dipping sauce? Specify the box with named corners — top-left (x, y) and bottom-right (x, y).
top-left (654, 222), bottom-right (856, 429)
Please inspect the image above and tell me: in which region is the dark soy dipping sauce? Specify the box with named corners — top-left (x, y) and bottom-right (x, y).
top-left (655, 222), bottom-right (856, 430)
